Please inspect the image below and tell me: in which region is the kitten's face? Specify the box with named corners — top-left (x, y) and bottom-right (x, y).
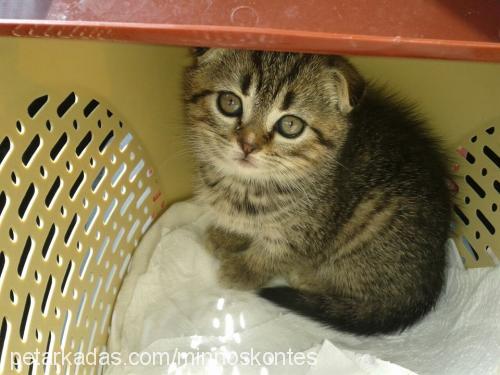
top-left (184, 49), bottom-right (363, 182)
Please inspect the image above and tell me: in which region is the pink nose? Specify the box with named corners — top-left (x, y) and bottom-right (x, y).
top-left (239, 141), bottom-right (257, 156)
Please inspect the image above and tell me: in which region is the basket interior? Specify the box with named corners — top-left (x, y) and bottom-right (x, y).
top-left (0, 37), bottom-right (498, 374)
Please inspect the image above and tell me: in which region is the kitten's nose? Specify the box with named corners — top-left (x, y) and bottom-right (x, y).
top-left (237, 130), bottom-right (261, 157)
top-left (239, 140), bottom-right (257, 156)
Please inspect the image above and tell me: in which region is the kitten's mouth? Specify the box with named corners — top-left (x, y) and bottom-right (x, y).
top-left (236, 157), bottom-right (256, 168)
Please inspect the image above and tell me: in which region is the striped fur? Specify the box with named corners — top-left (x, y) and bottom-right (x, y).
top-left (183, 49), bottom-right (451, 335)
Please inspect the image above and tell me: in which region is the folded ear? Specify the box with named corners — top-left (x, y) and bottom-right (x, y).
top-left (190, 47), bottom-right (224, 64)
top-left (328, 57), bottom-right (366, 114)
top-left (191, 47), bottom-right (209, 58)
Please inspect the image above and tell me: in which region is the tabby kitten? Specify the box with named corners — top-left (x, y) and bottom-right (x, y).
top-left (183, 48), bottom-right (451, 335)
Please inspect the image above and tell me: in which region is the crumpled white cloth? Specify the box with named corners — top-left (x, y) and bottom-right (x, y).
top-left (106, 201), bottom-right (500, 375)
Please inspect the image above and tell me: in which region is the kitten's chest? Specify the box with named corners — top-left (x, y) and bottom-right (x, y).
top-left (198, 177), bottom-right (299, 235)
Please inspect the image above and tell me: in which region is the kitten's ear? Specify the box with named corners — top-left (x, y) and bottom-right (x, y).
top-left (190, 47), bottom-right (223, 64)
top-left (328, 57), bottom-right (366, 114)
top-left (191, 47), bottom-right (209, 58)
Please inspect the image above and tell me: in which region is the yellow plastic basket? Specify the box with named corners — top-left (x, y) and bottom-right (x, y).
top-left (0, 37), bottom-right (498, 374)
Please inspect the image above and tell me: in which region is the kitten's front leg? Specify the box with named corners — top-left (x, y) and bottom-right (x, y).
top-left (205, 228), bottom-right (277, 290)
top-left (218, 244), bottom-right (274, 290)
top-left (205, 225), bottom-right (251, 260)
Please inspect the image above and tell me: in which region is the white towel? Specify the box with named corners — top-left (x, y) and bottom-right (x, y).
top-left (106, 201), bottom-right (500, 375)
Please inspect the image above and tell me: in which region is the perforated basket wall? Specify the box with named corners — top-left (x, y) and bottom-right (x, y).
top-left (0, 92), bottom-right (164, 374)
top-left (451, 124), bottom-right (499, 268)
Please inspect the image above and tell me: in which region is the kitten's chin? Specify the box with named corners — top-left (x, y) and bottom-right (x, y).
top-left (236, 158), bottom-right (256, 168)
top-left (230, 159), bottom-right (264, 177)
top-left (215, 156), bottom-right (268, 179)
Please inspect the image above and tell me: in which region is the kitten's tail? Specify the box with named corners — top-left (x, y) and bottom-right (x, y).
top-left (258, 286), bottom-right (421, 336)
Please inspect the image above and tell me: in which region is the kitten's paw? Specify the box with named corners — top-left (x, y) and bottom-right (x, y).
top-left (204, 226), bottom-right (250, 261)
top-left (285, 271), bottom-right (317, 291)
top-left (204, 232), bottom-right (228, 260)
top-left (218, 256), bottom-right (268, 290)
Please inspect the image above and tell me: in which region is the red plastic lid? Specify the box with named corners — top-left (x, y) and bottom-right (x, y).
top-left (1, 0), bottom-right (499, 62)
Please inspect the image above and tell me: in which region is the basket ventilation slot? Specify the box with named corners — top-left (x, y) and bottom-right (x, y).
top-left (0, 91), bottom-right (164, 373)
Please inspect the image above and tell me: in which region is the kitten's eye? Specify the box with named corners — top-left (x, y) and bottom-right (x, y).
top-left (217, 91), bottom-right (242, 117)
top-left (275, 115), bottom-right (307, 138)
